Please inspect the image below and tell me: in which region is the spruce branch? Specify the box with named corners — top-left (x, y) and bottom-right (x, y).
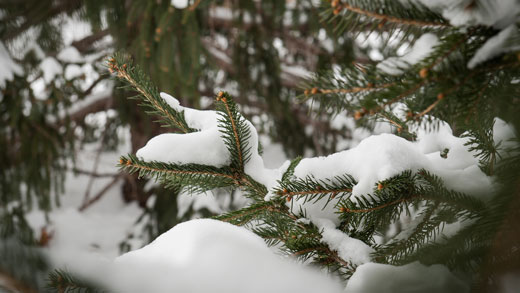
top-left (375, 201), bottom-right (443, 264)
top-left (328, 0), bottom-right (449, 28)
top-left (275, 174), bottom-right (356, 205)
top-left (119, 155), bottom-right (237, 193)
top-left (107, 54), bottom-right (194, 133)
top-left (46, 269), bottom-right (104, 293)
top-left (303, 82), bottom-right (394, 96)
top-left (215, 91), bottom-right (252, 173)
top-left (214, 200), bottom-right (287, 226)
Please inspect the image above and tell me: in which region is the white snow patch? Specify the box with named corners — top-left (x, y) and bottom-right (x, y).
top-left (57, 46), bottom-right (83, 63)
top-left (315, 219), bottom-right (373, 266)
top-left (64, 64), bottom-right (83, 80)
top-left (40, 57), bottom-right (63, 83)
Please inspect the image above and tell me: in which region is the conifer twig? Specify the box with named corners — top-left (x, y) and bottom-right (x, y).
top-left (341, 196), bottom-right (418, 213)
top-left (127, 160), bottom-right (236, 181)
top-left (330, 1), bottom-right (449, 28)
top-left (216, 92), bottom-right (244, 171)
top-left (304, 83), bottom-right (393, 96)
top-left (107, 57), bottom-right (192, 133)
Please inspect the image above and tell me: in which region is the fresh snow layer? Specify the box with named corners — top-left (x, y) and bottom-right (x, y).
top-left (377, 33), bottom-right (439, 75)
top-left (293, 122), bottom-right (494, 201)
top-left (109, 219), bottom-right (343, 293)
top-left (468, 24), bottom-right (520, 69)
top-left (137, 92), bottom-right (283, 190)
top-left (0, 42), bottom-right (23, 87)
top-left (136, 93), bottom-right (230, 167)
top-left (346, 261), bottom-right (469, 293)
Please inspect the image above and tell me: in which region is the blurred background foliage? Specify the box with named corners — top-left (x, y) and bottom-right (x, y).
top-left (0, 0), bottom-right (367, 255)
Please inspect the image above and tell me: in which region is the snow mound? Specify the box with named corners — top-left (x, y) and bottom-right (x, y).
top-left (346, 261), bottom-right (469, 293)
top-left (110, 219), bottom-right (343, 293)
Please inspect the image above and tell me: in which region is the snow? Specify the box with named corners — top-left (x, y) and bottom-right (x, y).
top-left (40, 57), bottom-right (63, 83)
top-left (136, 93), bottom-right (230, 167)
top-left (293, 122), bottom-right (494, 201)
top-left (57, 46), bottom-right (83, 63)
top-left (315, 219), bottom-right (373, 266)
top-left (171, 0), bottom-right (188, 9)
top-left (377, 33), bottom-right (439, 75)
top-left (22, 128), bottom-right (146, 277)
top-left (0, 42), bottom-right (23, 88)
top-left (346, 261), bottom-right (469, 293)
top-left (138, 92), bottom-right (283, 192)
top-left (106, 219), bottom-right (343, 293)
top-left (418, 0), bottom-right (520, 29)
top-left (468, 24), bottom-right (520, 69)
top-left (137, 131), bottom-right (230, 167)
top-left (64, 64), bottom-right (83, 80)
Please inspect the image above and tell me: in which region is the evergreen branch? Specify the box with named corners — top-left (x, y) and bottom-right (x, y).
top-left (330, 1), bottom-right (449, 28)
top-left (462, 124), bottom-right (501, 176)
top-left (415, 170), bottom-right (486, 215)
top-left (214, 200), bottom-right (286, 226)
top-left (375, 202), bottom-right (443, 263)
top-left (107, 54), bottom-right (194, 133)
top-left (215, 91), bottom-right (252, 173)
top-left (119, 155), bottom-right (237, 193)
top-left (46, 269), bottom-right (104, 292)
top-left (240, 175), bottom-right (269, 199)
top-left (340, 196), bottom-right (417, 213)
top-left (281, 156), bottom-right (302, 182)
top-left (304, 83), bottom-right (394, 96)
top-left (275, 174), bottom-right (356, 205)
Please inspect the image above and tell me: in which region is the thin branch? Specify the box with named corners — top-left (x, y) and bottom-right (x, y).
top-left (78, 174), bottom-right (122, 212)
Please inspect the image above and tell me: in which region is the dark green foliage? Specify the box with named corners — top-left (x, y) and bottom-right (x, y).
top-left (323, 0), bottom-right (449, 38)
top-left (215, 92), bottom-right (253, 172)
top-left (46, 269), bottom-right (105, 293)
top-left (119, 154), bottom-right (237, 194)
top-left (109, 54), bottom-right (195, 133)
top-left (275, 174), bottom-right (356, 206)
